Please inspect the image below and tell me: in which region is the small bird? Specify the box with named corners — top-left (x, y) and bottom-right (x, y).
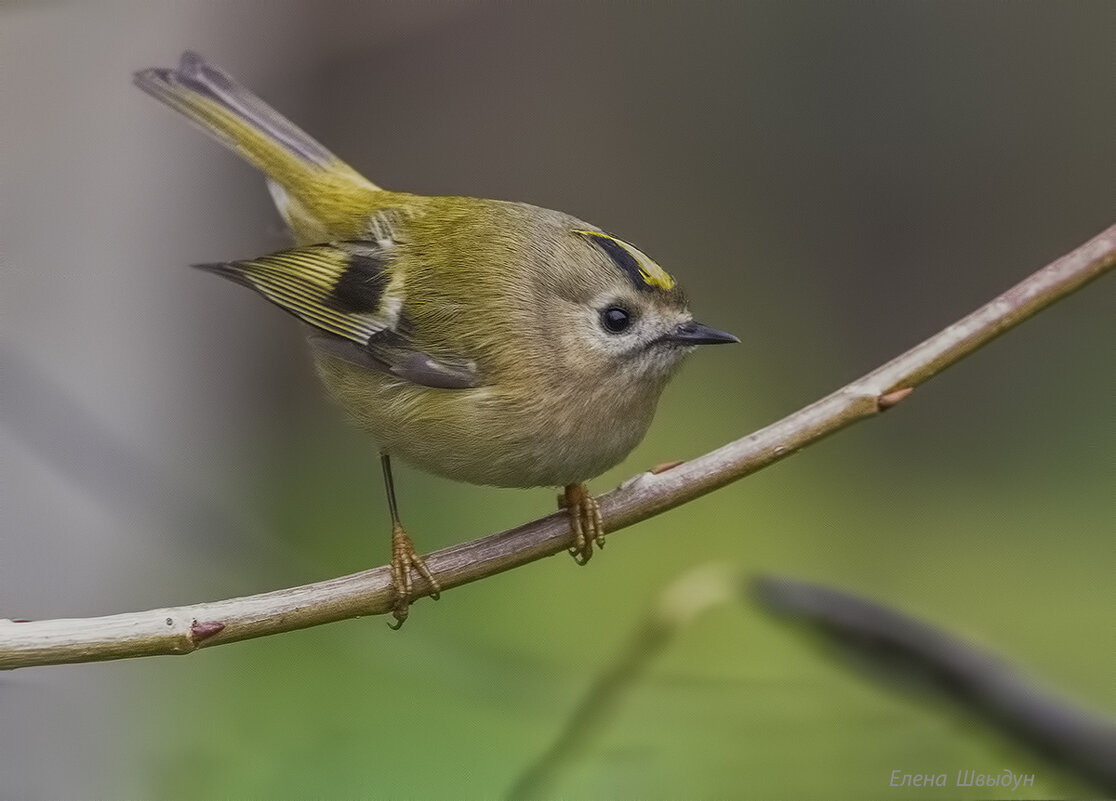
top-left (135, 52), bottom-right (738, 626)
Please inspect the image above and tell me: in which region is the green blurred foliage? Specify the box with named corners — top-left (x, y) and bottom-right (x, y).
top-left (4, 2), bottom-right (1112, 800)
top-left (137, 401), bottom-right (1109, 799)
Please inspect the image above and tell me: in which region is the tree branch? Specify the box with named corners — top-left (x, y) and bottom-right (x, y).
top-left (2, 223), bottom-right (1113, 669)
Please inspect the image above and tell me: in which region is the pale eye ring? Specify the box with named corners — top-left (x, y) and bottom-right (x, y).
top-left (600, 306), bottom-right (632, 334)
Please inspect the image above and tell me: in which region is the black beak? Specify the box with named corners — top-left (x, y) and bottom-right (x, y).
top-left (666, 320), bottom-right (740, 345)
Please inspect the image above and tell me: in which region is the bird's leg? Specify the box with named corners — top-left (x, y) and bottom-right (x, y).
top-left (559, 482), bottom-right (605, 565)
top-left (381, 452), bottom-right (440, 629)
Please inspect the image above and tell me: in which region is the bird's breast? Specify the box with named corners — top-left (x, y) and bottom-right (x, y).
top-left (313, 354), bottom-right (664, 488)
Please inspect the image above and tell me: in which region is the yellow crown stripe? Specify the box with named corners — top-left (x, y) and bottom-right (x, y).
top-left (573, 230), bottom-right (676, 291)
top-left (620, 240), bottom-right (676, 291)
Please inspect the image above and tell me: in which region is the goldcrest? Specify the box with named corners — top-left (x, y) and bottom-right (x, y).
top-left (135, 52), bottom-right (737, 625)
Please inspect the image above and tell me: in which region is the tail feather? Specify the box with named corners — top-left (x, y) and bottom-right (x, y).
top-left (168, 51), bottom-right (336, 167)
top-left (135, 52), bottom-right (380, 238)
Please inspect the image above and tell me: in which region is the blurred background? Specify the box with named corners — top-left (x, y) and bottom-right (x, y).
top-left (1, 2), bottom-right (1112, 799)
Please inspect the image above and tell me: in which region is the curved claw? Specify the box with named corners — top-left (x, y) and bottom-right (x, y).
top-left (569, 547), bottom-right (592, 566)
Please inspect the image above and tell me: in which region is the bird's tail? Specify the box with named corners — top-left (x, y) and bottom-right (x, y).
top-left (135, 51), bottom-right (381, 239)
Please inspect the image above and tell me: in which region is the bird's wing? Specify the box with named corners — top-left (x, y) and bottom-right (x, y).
top-left (194, 239), bottom-right (481, 390)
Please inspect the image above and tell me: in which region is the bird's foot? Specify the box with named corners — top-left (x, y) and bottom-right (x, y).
top-left (560, 482), bottom-right (604, 565)
top-left (388, 523), bottom-right (441, 629)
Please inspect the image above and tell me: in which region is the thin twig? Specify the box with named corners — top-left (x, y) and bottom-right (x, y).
top-left (507, 564), bottom-right (740, 801)
top-left (1, 223), bottom-right (1113, 669)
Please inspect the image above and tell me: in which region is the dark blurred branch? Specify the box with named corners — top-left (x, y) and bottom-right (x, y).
top-left (1, 223), bottom-right (1113, 669)
top-left (753, 576), bottom-right (1116, 794)
top-left (509, 571), bottom-right (1116, 798)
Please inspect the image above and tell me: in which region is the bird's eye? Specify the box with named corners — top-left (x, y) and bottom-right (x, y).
top-left (600, 306), bottom-right (632, 334)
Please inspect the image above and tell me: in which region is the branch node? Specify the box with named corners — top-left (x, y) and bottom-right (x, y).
top-left (877, 387), bottom-right (914, 410)
top-left (189, 620), bottom-right (226, 644)
top-left (650, 459), bottom-right (685, 474)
